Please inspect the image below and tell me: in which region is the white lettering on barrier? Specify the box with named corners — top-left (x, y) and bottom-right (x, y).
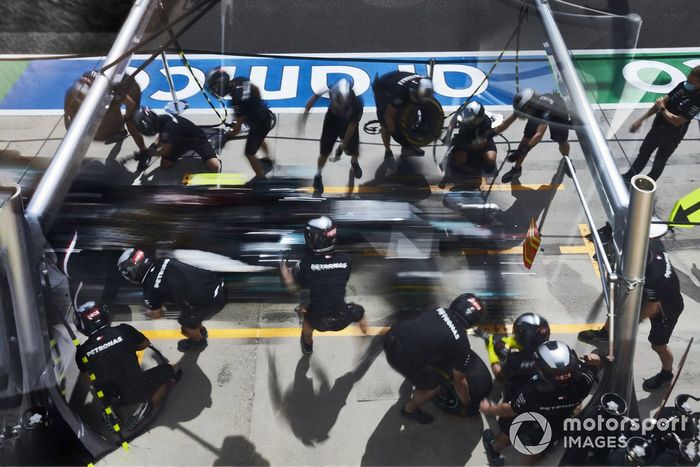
top-left (150, 66), bottom-right (207, 101)
top-left (432, 64), bottom-right (488, 98)
top-left (622, 60), bottom-right (686, 94)
top-left (251, 65), bottom-right (300, 99)
top-left (310, 66), bottom-right (371, 98)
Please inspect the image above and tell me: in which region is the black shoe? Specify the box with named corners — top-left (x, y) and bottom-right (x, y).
top-left (501, 166), bottom-right (522, 183)
top-left (401, 146), bottom-right (425, 157)
top-left (300, 336), bottom-right (313, 355)
top-left (177, 338), bottom-right (208, 352)
top-left (506, 150), bottom-right (521, 163)
top-left (102, 410), bottom-right (120, 432)
top-left (482, 429), bottom-right (505, 466)
top-left (260, 157), bottom-right (274, 175)
top-left (201, 326), bottom-right (208, 340)
top-left (124, 401), bottom-right (153, 432)
top-left (384, 150), bottom-right (396, 169)
top-left (351, 161), bottom-right (363, 179)
top-left (642, 369), bottom-right (673, 391)
top-left (244, 175), bottom-right (267, 188)
top-left (104, 129), bottom-right (128, 145)
top-left (578, 327), bottom-right (609, 344)
top-left (400, 407), bottom-right (434, 424)
top-left (313, 174), bottom-right (324, 194)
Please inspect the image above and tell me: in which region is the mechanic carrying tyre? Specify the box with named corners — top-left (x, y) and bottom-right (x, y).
top-left (279, 216), bottom-right (368, 355)
top-left (372, 71), bottom-right (444, 166)
top-left (117, 248), bottom-right (226, 352)
top-left (74, 301), bottom-right (181, 433)
top-left (383, 293), bottom-right (492, 424)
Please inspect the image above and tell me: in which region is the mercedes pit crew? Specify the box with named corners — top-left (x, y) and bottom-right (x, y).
top-left (372, 71), bottom-right (439, 163)
top-left (131, 107), bottom-right (222, 173)
top-left (625, 66), bottom-right (700, 182)
top-left (579, 241), bottom-right (685, 391)
top-left (494, 88), bottom-right (571, 183)
top-left (383, 293), bottom-right (492, 424)
top-left (64, 70), bottom-right (147, 156)
top-left (441, 101), bottom-right (497, 190)
top-left (280, 216), bottom-right (368, 355)
top-left (118, 249), bottom-right (226, 352)
top-left (301, 78), bottom-right (364, 195)
top-left (74, 301), bottom-right (181, 429)
top-left (205, 68), bottom-right (274, 183)
top-left (480, 341), bottom-right (604, 466)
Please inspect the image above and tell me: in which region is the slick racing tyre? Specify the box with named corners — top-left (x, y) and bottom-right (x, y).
top-left (395, 98), bottom-right (444, 147)
top-left (432, 366), bottom-right (465, 415)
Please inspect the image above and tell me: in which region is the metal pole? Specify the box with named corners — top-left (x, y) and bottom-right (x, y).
top-left (26, 0), bottom-right (157, 232)
top-left (0, 186), bottom-right (46, 393)
top-left (610, 175), bottom-right (656, 402)
top-left (161, 52), bottom-right (189, 115)
top-left (534, 0), bottom-right (630, 250)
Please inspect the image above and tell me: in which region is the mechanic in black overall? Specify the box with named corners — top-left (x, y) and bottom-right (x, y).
top-left (494, 88), bottom-right (571, 183)
top-left (485, 312), bottom-right (550, 390)
top-left (372, 71), bottom-right (435, 164)
top-left (205, 69), bottom-right (274, 183)
top-left (624, 66), bottom-right (700, 182)
top-left (74, 301), bottom-right (181, 429)
top-left (131, 107), bottom-right (221, 173)
top-left (64, 70), bottom-right (147, 155)
top-left (579, 240), bottom-right (685, 390)
top-left (481, 341), bottom-right (604, 466)
top-left (301, 78), bottom-right (364, 195)
top-left (441, 101), bottom-right (497, 190)
top-left (383, 293), bottom-right (493, 424)
top-left (118, 248), bottom-right (226, 352)
top-left (280, 216), bottom-right (368, 354)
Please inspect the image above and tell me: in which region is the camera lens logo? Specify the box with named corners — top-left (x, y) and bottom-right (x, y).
top-left (509, 412), bottom-right (552, 455)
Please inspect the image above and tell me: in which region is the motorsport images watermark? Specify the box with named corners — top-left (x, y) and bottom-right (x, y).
top-left (510, 412), bottom-right (691, 454)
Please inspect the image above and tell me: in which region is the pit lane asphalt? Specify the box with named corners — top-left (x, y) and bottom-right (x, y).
top-left (1, 108), bottom-right (698, 465)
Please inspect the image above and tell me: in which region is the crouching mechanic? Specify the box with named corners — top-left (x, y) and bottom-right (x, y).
top-left (579, 241), bottom-right (684, 390)
top-left (131, 107), bottom-right (221, 173)
top-left (485, 312), bottom-right (550, 389)
top-left (118, 249), bottom-right (226, 352)
top-left (383, 293), bottom-right (492, 424)
top-left (494, 88), bottom-right (571, 183)
top-left (441, 101), bottom-right (497, 190)
top-left (205, 69), bottom-right (274, 183)
top-left (74, 301), bottom-right (181, 429)
top-left (301, 78), bottom-right (364, 195)
top-left (372, 71), bottom-right (441, 163)
top-left (280, 216), bottom-right (368, 354)
top-left (480, 341), bottom-right (604, 466)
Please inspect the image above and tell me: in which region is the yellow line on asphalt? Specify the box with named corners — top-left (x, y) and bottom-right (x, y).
top-left (142, 323), bottom-right (601, 341)
top-left (566, 224), bottom-right (601, 278)
top-left (297, 183), bottom-right (564, 194)
top-left (461, 247), bottom-right (522, 256)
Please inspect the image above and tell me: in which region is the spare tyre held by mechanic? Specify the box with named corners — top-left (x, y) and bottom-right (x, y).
top-left (280, 216), bottom-right (368, 355)
top-left (118, 249), bottom-right (226, 352)
top-left (372, 71), bottom-right (443, 164)
top-left (383, 293), bottom-right (492, 424)
top-left (74, 301), bottom-right (180, 429)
